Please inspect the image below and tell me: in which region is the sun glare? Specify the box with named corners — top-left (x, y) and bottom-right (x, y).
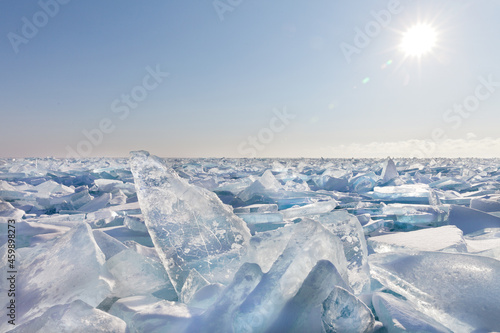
top-left (400, 24), bottom-right (437, 57)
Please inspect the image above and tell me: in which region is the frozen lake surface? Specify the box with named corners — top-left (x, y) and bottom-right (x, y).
top-left (1, 152), bottom-right (500, 332)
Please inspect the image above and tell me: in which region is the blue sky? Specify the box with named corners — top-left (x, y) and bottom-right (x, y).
top-left (1, 0), bottom-right (499, 158)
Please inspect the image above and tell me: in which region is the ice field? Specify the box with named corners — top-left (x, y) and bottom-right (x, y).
top-left (1, 151), bottom-right (500, 332)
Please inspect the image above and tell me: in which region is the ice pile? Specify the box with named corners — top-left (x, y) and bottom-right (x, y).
top-left (1, 154), bottom-right (500, 332)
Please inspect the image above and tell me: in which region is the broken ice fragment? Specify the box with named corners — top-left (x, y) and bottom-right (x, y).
top-left (233, 204), bottom-right (279, 214)
top-left (280, 199), bottom-right (337, 219)
top-left (94, 178), bottom-right (124, 192)
top-left (123, 214), bottom-right (148, 233)
top-left (368, 184), bottom-right (431, 204)
top-left (233, 219), bottom-right (348, 332)
top-left (78, 193), bottom-right (112, 213)
top-left (314, 210), bottom-right (371, 294)
top-left (381, 158), bottom-right (399, 184)
top-left (313, 173), bottom-right (349, 192)
top-left (244, 224), bottom-right (297, 273)
top-left (109, 295), bottom-right (201, 332)
top-left (0, 200), bottom-right (25, 221)
top-left (238, 170), bottom-right (282, 202)
top-left (464, 228), bottom-right (500, 254)
top-left (129, 151), bottom-right (251, 294)
top-left (110, 189), bottom-right (127, 205)
top-left (266, 260), bottom-right (345, 333)
top-left (0, 223), bottom-right (112, 329)
top-left (349, 172), bottom-right (379, 193)
top-left (322, 286), bottom-right (375, 333)
top-left (372, 292), bottom-right (451, 333)
top-left (470, 195), bottom-right (500, 213)
top-left (382, 203), bottom-right (449, 227)
top-left (188, 263), bottom-right (263, 332)
top-left (186, 283), bottom-right (225, 310)
top-left (33, 180), bottom-right (74, 198)
top-left (93, 229), bottom-right (128, 260)
top-left (86, 208), bottom-right (120, 228)
top-left (370, 251), bottom-right (500, 332)
top-left (236, 212), bottom-right (284, 224)
top-left (179, 269), bottom-right (210, 304)
top-left (9, 300), bottom-right (127, 333)
top-left (448, 204), bottom-right (500, 234)
top-left (362, 219), bottom-right (394, 236)
top-left (106, 249), bottom-right (172, 298)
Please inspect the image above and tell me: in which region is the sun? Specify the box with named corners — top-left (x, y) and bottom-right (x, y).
top-left (400, 24), bottom-right (437, 57)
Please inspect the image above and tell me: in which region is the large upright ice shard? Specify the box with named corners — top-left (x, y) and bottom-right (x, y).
top-left (129, 151), bottom-right (251, 294)
top-left (381, 158), bottom-right (398, 184)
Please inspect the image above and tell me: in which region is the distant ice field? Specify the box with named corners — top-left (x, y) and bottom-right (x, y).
top-left (1, 153), bottom-right (499, 332)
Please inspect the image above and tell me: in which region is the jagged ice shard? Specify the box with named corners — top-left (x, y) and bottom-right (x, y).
top-left (233, 219), bottom-right (349, 332)
top-left (129, 151), bottom-right (251, 294)
top-left (10, 300), bottom-right (127, 333)
top-left (0, 223), bottom-right (112, 330)
top-left (313, 210), bottom-right (371, 294)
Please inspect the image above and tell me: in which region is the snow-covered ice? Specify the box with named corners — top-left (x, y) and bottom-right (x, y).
top-left (368, 225), bottom-right (467, 253)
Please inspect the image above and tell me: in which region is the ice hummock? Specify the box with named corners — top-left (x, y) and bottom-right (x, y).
top-left (233, 219), bottom-right (349, 332)
top-left (9, 300), bottom-right (127, 333)
top-left (0, 223), bottom-right (112, 330)
top-left (1, 154), bottom-right (500, 332)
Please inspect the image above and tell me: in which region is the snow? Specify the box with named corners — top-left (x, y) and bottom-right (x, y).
top-left (368, 225), bottom-right (467, 253)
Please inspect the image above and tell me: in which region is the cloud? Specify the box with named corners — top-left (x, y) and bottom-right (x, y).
top-left (317, 137), bottom-right (500, 158)
top-left (466, 132), bottom-right (477, 140)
